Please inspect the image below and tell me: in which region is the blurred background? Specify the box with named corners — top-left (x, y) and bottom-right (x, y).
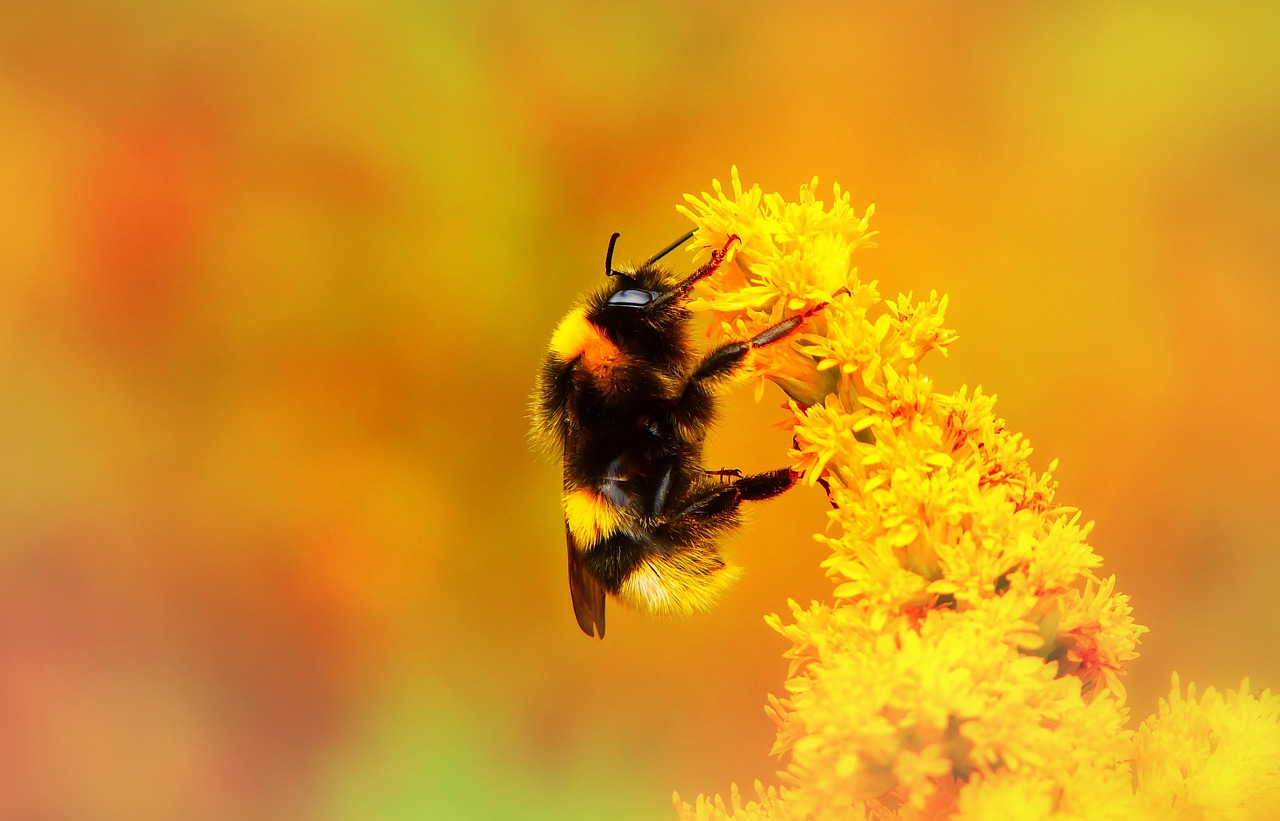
top-left (1, 1), bottom-right (1277, 818)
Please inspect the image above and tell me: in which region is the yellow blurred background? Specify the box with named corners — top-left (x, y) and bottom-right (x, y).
top-left (2, 1), bottom-right (1277, 818)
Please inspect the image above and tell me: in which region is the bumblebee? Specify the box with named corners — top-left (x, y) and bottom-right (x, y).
top-left (532, 231), bottom-right (827, 637)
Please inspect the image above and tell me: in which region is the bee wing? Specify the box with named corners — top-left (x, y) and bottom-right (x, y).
top-left (566, 523), bottom-right (606, 639)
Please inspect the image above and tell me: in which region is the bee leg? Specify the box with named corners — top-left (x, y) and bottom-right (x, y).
top-left (702, 467), bottom-right (794, 497)
top-left (698, 296), bottom-right (836, 380)
top-left (674, 299), bottom-right (835, 431)
top-left (652, 234), bottom-right (740, 309)
top-left (663, 466), bottom-right (798, 532)
top-left (732, 467), bottom-right (798, 501)
top-left (704, 468), bottom-right (744, 483)
top-left (666, 483), bottom-right (744, 523)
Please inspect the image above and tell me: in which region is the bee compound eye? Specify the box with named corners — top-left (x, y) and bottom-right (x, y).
top-left (606, 288), bottom-right (659, 308)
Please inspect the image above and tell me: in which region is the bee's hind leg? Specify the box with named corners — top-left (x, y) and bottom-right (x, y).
top-left (702, 467), bottom-right (797, 501)
top-left (619, 468), bottom-right (798, 615)
top-left (664, 467), bottom-right (798, 531)
top-left (732, 467), bottom-right (798, 501)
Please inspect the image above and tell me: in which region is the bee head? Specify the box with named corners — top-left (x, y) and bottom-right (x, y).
top-left (588, 269), bottom-right (686, 341)
top-left (587, 232), bottom-right (692, 342)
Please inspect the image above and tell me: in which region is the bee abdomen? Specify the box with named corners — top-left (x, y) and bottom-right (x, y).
top-left (615, 545), bottom-right (742, 616)
top-left (563, 487), bottom-right (629, 547)
top-left (583, 530), bottom-right (741, 617)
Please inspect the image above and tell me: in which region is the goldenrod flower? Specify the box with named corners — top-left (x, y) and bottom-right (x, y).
top-left (672, 169), bottom-right (1280, 819)
top-left (1132, 675), bottom-right (1280, 819)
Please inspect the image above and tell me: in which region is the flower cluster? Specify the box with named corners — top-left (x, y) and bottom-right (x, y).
top-left (672, 169), bottom-right (1280, 819)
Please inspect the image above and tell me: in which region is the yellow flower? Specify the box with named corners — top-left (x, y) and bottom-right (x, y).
top-left (1132, 675), bottom-right (1280, 819)
top-left (672, 170), bottom-right (1277, 820)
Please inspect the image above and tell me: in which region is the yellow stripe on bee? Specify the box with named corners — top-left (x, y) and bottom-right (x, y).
top-left (617, 554), bottom-right (742, 617)
top-left (549, 311), bottom-right (621, 370)
top-left (563, 488), bottom-right (625, 548)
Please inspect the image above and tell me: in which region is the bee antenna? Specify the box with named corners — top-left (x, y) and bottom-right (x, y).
top-left (605, 232), bottom-right (622, 277)
top-left (642, 229), bottom-right (696, 268)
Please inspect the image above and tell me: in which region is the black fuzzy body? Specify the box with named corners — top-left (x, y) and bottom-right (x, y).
top-left (532, 234), bottom-right (799, 637)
